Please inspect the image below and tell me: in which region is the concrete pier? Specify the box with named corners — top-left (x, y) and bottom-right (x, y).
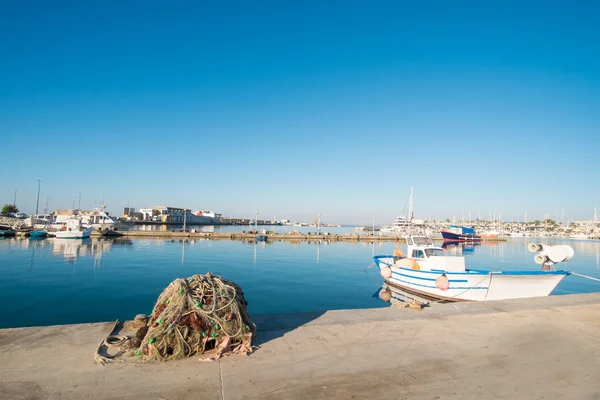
top-left (92, 229), bottom-right (508, 243)
top-left (1, 293), bottom-right (599, 399)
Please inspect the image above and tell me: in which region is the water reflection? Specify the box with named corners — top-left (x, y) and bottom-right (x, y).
top-left (51, 238), bottom-right (134, 263)
top-left (442, 241), bottom-right (480, 255)
top-left (377, 282), bottom-right (432, 306)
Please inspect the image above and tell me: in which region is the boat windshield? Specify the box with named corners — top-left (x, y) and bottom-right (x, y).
top-left (424, 248), bottom-right (445, 257)
top-left (412, 237), bottom-right (433, 246)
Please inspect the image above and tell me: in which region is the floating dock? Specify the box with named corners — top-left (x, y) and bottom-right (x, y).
top-left (1, 293), bottom-right (599, 399)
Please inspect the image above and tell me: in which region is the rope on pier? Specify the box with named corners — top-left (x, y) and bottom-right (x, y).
top-left (571, 272), bottom-right (600, 283)
top-left (133, 272), bottom-right (255, 362)
top-left (94, 320), bottom-right (129, 365)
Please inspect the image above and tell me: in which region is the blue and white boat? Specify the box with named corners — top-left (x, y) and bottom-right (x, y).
top-left (374, 236), bottom-right (571, 302)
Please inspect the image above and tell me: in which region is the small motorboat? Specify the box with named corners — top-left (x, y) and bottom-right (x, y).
top-left (0, 229), bottom-right (16, 237)
top-left (29, 229), bottom-right (48, 239)
top-left (374, 235), bottom-right (571, 302)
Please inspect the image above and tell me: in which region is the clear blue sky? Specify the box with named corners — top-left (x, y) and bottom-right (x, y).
top-left (1, 0), bottom-right (599, 224)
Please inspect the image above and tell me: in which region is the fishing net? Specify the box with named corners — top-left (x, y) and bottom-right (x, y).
top-left (133, 272), bottom-right (255, 361)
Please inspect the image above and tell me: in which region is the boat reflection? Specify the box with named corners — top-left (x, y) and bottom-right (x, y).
top-left (51, 238), bottom-right (132, 262)
top-left (377, 282), bottom-right (433, 306)
top-left (441, 241), bottom-right (481, 254)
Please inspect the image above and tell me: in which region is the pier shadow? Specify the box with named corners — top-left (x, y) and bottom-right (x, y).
top-left (250, 311), bottom-right (327, 347)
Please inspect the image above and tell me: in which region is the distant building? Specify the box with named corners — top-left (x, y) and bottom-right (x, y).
top-left (137, 206), bottom-right (221, 224)
top-left (139, 206), bottom-right (186, 223)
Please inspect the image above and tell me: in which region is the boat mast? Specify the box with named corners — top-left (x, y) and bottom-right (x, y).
top-left (408, 187), bottom-right (413, 224)
top-left (407, 187), bottom-right (414, 235)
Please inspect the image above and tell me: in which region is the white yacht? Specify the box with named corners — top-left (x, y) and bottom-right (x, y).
top-left (52, 207), bottom-right (118, 230)
top-left (24, 214), bottom-right (54, 229)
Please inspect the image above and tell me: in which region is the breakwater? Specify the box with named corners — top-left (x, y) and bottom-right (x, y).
top-left (96, 230), bottom-right (508, 242)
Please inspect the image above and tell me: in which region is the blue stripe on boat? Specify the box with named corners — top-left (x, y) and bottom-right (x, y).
top-left (390, 274), bottom-right (489, 290)
top-left (392, 271), bottom-right (468, 283)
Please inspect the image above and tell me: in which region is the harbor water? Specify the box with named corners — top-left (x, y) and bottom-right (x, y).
top-left (1, 234), bottom-right (599, 329)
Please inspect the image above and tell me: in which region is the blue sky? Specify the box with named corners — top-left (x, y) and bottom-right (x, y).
top-left (1, 0), bottom-right (599, 224)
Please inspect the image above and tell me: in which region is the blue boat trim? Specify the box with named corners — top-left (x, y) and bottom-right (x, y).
top-left (392, 270), bottom-right (468, 283)
top-left (390, 274), bottom-right (489, 290)
top-left (374, 255), bottom-right (570, 276)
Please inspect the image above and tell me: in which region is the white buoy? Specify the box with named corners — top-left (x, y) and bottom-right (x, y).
top-left (380, 266), bottom-right (392, 279)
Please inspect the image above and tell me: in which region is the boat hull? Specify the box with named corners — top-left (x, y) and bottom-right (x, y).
top-left (441, 230), bottom-right (481, 242)
top-left (53, 227), bottom-right (94, 239)
top-left (374, 256), bottom-right (568, 302)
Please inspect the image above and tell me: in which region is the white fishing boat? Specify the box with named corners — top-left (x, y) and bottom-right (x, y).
top-left (374, 236), bottom-right (571, 302)
top-left (53, 218), bottom-right (94, 239)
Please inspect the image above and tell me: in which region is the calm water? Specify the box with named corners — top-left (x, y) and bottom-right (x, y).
top-left (1, 235), bottom-right (599, 329)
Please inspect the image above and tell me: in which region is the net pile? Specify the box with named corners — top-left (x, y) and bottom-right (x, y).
top-left (133, 272), bottom-right (255, 361)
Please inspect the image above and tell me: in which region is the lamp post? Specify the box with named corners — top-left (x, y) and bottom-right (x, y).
top-left (255, 212), bottom-right (258, 233)
top-left (35, 179), bottom-right (43, 215)
top-left (13, 189), bottom-right (18, 207)
top-left (183, 209), bottom-right (187, 232)
top-left (77, 192), bottom-right (81, 210)
top-left (317, 214), bottom-right (321, 235)
top-left (372, 216), bottom-right (375, 236)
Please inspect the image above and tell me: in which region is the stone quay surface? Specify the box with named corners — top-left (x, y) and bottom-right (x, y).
top-left (1, 293), bottom-right (599, 399)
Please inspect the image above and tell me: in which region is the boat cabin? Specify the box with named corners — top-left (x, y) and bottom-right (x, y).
top-left (404, 236), bottom-right (466, 272)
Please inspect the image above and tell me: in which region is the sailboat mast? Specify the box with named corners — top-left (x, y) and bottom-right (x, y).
top-left (408, 187), bottom-right (413, 223)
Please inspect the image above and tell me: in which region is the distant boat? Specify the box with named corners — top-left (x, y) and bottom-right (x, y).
top-left (29, 229), bottom-right (48, 239)
top-left (51, 206), bottom-right (119, 231)
top-left (24, 214), bottom-right (53, 229)
top-left (479, 230), bottom-right (501, 239)
top-left (374, 235), bottom-right (571, 302)
top-left (53, 218), bottom-right (94, 239)
top-left (0, 229), bottom-right (16, 237)
top-left (569, 233), bottom-right (591, 240)
top-left (440, 225), bottom-right (481, 242)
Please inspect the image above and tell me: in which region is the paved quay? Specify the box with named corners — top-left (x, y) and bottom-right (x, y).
top-left (1, 293), bottom-right (599, 400)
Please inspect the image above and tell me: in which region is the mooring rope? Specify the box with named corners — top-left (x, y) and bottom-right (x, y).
top-left (571, 272), bottom-right (600, 283)
top-left (94, 320), bottom-right (128, 365)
